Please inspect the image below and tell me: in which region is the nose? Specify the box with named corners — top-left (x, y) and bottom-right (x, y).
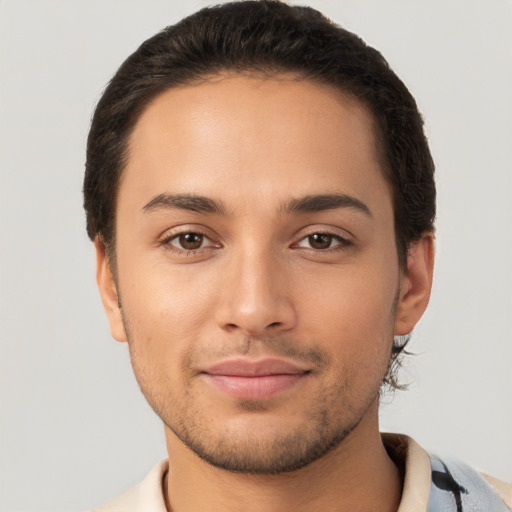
top-left (214, 246), bottom-right (297, 336)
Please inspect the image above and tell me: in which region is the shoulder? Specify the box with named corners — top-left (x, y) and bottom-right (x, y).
top-left (93, 459), bottom-right (169, 512)
top-left (383, 433), bottom-right (511, 512)
top-left (481, 473), bottom-right (512, 509)
top-left (429, 455), bottom-right (511, 512)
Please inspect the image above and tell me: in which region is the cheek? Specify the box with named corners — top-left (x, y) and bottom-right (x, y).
top-left (117, 258), bottom-right (219, 359)
top-left (296, 263), bottom-right (398, 362)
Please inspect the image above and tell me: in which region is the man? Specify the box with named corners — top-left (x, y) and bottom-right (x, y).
top-left (83, 1), bottom-right (511, 510)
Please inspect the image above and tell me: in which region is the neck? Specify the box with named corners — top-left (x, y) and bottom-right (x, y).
top-left (163, 401), bottom-right (402, 512)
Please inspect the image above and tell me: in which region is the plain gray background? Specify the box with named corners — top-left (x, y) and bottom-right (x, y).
top-left (1, 0), bottom-right (511, 510)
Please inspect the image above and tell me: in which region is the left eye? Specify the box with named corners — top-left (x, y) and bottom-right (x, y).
top-left (297, 233), bottom-right (345, 250)
top-left (168, 232), bottom-right (210, 250)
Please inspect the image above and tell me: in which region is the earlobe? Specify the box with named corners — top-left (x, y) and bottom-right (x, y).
top-left (394, 232), bottom-right (435, 336)
top-left (94, 238), bottom-right (128, 343)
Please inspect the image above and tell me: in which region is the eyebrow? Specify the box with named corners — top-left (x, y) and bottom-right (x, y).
top-left (142, 193), bottom-right (228, 215)
top-left (142, 192), bottom-right (372, 218)
top-left (282, 194), bottom-right (372, 217)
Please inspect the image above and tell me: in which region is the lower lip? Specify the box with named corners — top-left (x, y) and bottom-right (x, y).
top-left (203, 374), bottom-right (306, 400)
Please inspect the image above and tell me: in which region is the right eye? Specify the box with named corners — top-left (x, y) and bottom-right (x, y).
top-left (166, 232), bottom-right (210, 251)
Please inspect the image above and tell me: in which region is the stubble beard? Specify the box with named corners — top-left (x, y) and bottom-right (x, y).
top-left (125, 328), bottom-right (389, 475)
top-left (167, 383), bottom-right (371, 475)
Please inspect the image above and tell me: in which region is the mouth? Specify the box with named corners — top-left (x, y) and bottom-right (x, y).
top-left (201, 358), bottom-right (311, 400)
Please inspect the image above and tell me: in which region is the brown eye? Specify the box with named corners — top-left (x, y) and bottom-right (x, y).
top-left (296, 232), bottom-right (349, 251)
top-left (308, 233), bottom-right (333, 249)
top-left (176, 233), bottom-right (204, 250)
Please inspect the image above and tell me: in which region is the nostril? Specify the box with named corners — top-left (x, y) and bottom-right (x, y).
top-left (268, 322), bottom-right (282, 328)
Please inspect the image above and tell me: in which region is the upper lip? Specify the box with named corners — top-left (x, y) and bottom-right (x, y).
top-left (203, 358), bottom-right (309, 377)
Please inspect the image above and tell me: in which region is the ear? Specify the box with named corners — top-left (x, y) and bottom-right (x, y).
top-left (95, 238), bottom-right (128, 342)
top-left (394, 232), bottom-right (435, 336)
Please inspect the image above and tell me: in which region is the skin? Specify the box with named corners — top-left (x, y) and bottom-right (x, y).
top-left (96, 74), bottom-right (434, 511)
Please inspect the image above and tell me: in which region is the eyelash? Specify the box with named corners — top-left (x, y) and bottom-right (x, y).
top-left (160, 229), bottom-right (352, 255)
top-left (160, 229), bottom-right (218, 255)
top-left (293, 231), bottom-right (352, 252)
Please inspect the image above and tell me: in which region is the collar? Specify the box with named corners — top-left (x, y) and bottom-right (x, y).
top-left (93, 434), bottom-right (471, 512)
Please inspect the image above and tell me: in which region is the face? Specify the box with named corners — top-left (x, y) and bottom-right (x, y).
top-left (97, 75), bottom-right (432, 474)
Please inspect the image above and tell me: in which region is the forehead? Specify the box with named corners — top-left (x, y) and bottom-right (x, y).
top-left (122, 74), bottom-right (389, 213)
